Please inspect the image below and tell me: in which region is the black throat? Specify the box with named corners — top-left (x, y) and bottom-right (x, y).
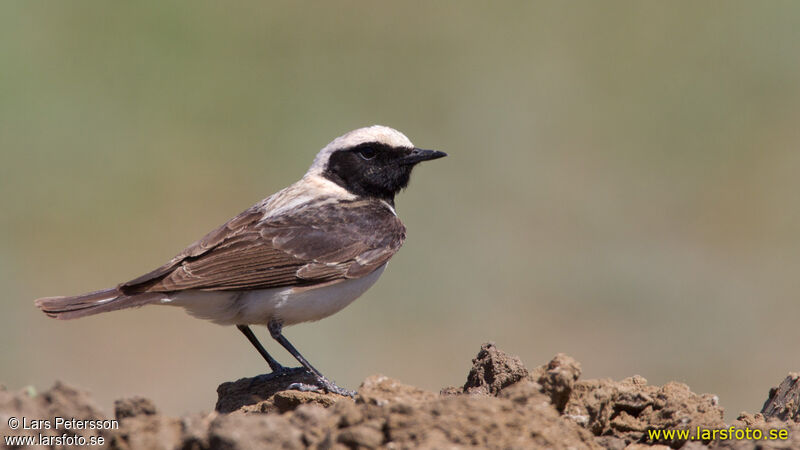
top-left (322, 143), bottom-right (415, 205)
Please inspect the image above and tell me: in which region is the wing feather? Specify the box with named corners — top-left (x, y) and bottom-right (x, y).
top-left (120, 199), bottom-right (405, 294)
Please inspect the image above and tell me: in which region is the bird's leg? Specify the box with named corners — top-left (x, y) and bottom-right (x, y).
top-left (267, 319), bottom-right (356, 397)
top-left (236, 324), bottom-right (306, 381)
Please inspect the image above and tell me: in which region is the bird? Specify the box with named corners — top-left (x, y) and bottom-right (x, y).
top-left (35, 125), bottom-right (446, 396)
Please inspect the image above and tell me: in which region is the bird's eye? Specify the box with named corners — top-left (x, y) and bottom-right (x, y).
top-left (358, 147), bottom-right (377, 160)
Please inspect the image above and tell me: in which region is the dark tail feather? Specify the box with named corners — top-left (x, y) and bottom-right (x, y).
top-left (35, 288), bottom-right (163, 320)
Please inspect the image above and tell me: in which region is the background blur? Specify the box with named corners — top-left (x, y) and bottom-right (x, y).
top-left (2, 2), bottom-right (798, 420)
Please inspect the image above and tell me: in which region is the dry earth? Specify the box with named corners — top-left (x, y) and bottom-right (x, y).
top-left (2, 343), bottom-right (798, 449)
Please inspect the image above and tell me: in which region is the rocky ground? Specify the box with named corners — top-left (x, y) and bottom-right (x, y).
top-left (2, 343), bottom-right (798, 449)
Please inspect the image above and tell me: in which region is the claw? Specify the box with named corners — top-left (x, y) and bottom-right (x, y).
top-left (287, 382), bottom-right (322, 392)
top-left (287, 378), bottom-right (355, 397)
top-left (313, 376), bottom-right (356, 398)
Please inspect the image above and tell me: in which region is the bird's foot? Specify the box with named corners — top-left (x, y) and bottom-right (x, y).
top-left (289, 376), bottom-right (355, 398)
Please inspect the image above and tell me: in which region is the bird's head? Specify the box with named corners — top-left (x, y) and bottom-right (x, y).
top-left (308, 125), bottom-right (446, 204)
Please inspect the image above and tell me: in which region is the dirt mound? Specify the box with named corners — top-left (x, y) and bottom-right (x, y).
top-left (2, 343), bottom-right (798, 449)
top-left (0, 382), bottom-right (114, 447)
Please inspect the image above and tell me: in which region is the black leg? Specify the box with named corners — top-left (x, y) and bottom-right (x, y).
top-left (237, 324), bottom-right (284, 372)
top-left (267, 319), bottom-right (355, 397)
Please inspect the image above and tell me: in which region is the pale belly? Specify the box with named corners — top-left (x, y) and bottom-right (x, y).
top-left (162, 263), bottom-right (387, 326)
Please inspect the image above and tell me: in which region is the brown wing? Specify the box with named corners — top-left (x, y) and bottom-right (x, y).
top-left (119, 199), bottom-right (405, 294)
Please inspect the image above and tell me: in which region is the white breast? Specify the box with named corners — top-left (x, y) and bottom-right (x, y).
top-left (164, 264), bottom-right (387, 326)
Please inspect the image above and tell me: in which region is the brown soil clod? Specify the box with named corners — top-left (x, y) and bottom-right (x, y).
top-left (3, 343), bottom-right (800, 449)
top-left (760, 372), bottom-right (800, 423)
top-left (534, 352), bottom-right (582, 413)
top-left (0, 382), bottom-right (112, 445)
top-left (463, 342), bottom-right (529, 396)
top-left (114, 397), bottom-right (158, 420)
top-left (214, 369), bottom-right (341, 414)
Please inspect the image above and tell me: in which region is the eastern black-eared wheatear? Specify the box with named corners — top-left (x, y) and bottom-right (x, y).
top-left (35, 125), bottom-right (446, 396)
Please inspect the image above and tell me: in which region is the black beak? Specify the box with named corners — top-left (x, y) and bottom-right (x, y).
top-left (402, 148), bottom-right (448, 165)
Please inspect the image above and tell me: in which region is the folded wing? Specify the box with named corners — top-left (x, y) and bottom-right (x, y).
top-left (120, 199), bottom-right (406, 294)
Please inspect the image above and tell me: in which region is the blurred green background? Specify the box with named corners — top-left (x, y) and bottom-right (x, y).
top-left (2, 2), bottom-right (799, 420)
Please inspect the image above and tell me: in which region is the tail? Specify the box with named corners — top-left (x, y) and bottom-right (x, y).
top-left (35, 288), bottom-right (163, 320)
